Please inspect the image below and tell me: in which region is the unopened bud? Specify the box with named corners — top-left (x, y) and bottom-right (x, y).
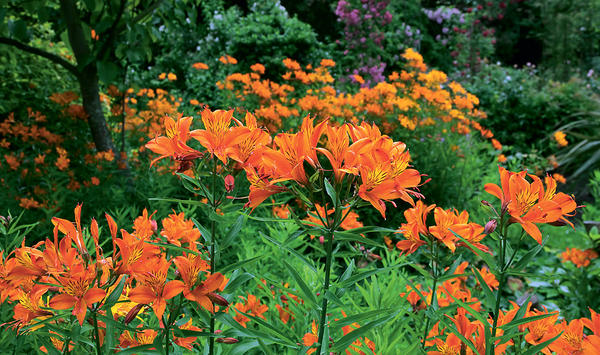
top-left (368, 253), bottom-right (382, 261)
top-left (484, 219), bottom-right (497, 235)
top-left (124, 304), bottom-right (144, 325)
top-left (216, 337), bottom-right (239, 344)
top-left (0, 216), bottom-right (8, 226)
top-left (214, 329), bottom-right (223, 335)
top-left (548, 219), bottom-right (567, 227)
top-left (319, 236), bottom-right (325, 244)
top-left (150, 219), bottom-right (158, 232)
top-left (224, 175), bottom-right (235, 192)
top-left (481, 200), bottom-right (493, 207)
top-left (207, 292), bottom-right (229, 307)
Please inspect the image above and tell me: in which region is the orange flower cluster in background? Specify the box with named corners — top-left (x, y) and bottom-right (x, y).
top-left (554, 130), bottom-right (568, 147)
top-left (216, 48), bottom-right (500, 155)
top-left (561, 248), bottom-right (599, 268)
top-left (1, 205), bottom-right (227, 352)
top-left (0, 106), bottom-right (115, 211)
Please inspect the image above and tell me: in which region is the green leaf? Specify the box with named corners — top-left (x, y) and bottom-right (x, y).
top-left (499, 312), bottom-right (558, 331)
top-left (191, 217), bottom-right (212, 245)
top-left (449, 229), bottom-right (498, 271)
top-left (336, 268), bottom-right (387, 289)
top-left (222, 214), bottom-right (246, 248)
top-left (220, 256), bottom-right (261, 274)
top-left (260, 232), bottom-right (316, 273)
top-left (282, 259), bottom-right (317, 306)
top-left (97, 60), bottom-right (120, 84)
top-left (330, 311), bottom-right (398, 352)
top-left (323, 178), bottom-right (338, 208)
top-left (334, 230), bottom-right (382, 247)
top-left (223, 271), bottom-right (254, 292)
top-left (521, 331), bottom-right (563, 355)
top-left (103, 307), bottom-right (115, 353)
top-left (332, 308), bottom-right (393, 328)
top-left (103, 275), bottom-right (128, 308)
top-left (512, 237), bottom-right (547, 270)
top-left (470, 266), bottom-right (496, 306)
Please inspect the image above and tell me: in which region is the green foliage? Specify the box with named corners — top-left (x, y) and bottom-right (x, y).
top-left (197, 0), bottom-right (327, 77)
top-left (463, 63), bottom-right (600, 152)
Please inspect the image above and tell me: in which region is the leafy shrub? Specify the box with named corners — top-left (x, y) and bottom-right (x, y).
top-left (463, 63), bottom-right (600, 152)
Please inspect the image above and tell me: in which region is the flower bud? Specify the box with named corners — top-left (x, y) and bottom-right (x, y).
top-left (224, 175), bottom-right (235, 192)
top-left (207, 292), bottom-right (229, 307)
top-left (150, 219), bottom-right (158, 232)
top-left (124, 304), bottom-right (144, 325)
top-left (548, 219), bottom-right (567, 227)
top-left (484, 219), bottom-right (497, 235)
top-left (216, 337), bottom-right (239, 344)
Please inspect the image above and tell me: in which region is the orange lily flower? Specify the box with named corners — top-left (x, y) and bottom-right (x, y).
top-left (244, 166), bottom-right (287, 209)
top-left (396, 200), bottom-right (435, 255)
top-left (583, 308), bottom-right (600, 335)
top-left (145, 115), bottom-right (202, 167)
top-left (10, 285), bottom-right (53, 331)
top-left (316, 124), bottom-right (350, 182)
top-left (190, 108), bottom-right (249, 163)
top-left (228, 112), bottom-right (271, 165)
top-left (186, 272), bottom-right (225, 313)
top-left (233, 294), bottom-right (269, 327)
top-left (51, 204), bottom-right (88, 257)
top-left (173, 253), bottom-right (209, 294)
top-left (356, 140), bottom-right (422, 218)
top-left (484, 166), bottom-right (577, 243)
top-left (49, 264), bottom-right (106, 325)
top-left (128, 258), bottom-right (184, 321)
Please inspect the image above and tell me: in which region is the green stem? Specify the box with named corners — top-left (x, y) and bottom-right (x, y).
top-left (490, 226), bottom-right (508, 353)
top-left (209, 156), bottom-right (218, 355)
top-left (165, 317), bottom-right (170, 355)
top-left (316, 225), bottom-right (336, 354)
top-left (422, 241), bottom-right (439, 348)
top-left (93, 312), bottom-right (101, 355)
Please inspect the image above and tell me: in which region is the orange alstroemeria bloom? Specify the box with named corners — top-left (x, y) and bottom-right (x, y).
top-left (186, 272), bottom-right (225, 313)
top-left (51, 204), bottom-right (89, 257)
top-left (396, 200), bottom-right (435, 255)
top-left (49, 264), bottom-right (106, 325)
top-left (244, 166), bottom-right (287, 209)
top-left (484, 166), bottom-right (577, 244)
top-left (128, 258), bottom-right (184, 321)
top-left (190, 109), bottom-right (249, 164)
top-left (145, 115), bottom-right (202, 168)
top-left (356, 138), bottom-right (422, 218)
top-left (316, 124), bottom-right (350, 182)
top-left (228, 112), bottom-right (271, 166)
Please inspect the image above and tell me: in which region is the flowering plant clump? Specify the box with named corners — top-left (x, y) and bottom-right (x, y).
top-left (2, 205), bottom-right (230, 353)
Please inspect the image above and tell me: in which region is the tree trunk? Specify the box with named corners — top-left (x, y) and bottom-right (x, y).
top-left (60, 0), bottom-right (116, 152)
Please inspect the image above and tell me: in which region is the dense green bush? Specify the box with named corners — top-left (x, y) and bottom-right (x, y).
top-left (463, 63), bottom-right (600, 152)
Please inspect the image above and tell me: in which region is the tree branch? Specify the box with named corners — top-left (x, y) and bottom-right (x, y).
top-left (97, 0), bottom-right (127, 59)
top-left (0, 37), bottom-right (78, 76)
